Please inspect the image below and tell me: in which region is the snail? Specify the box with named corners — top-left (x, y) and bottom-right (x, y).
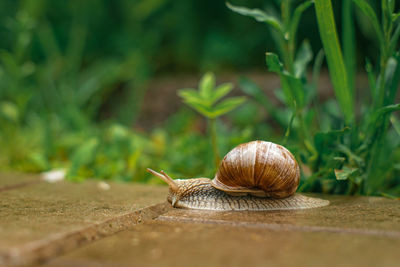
top-left (148, 140), bottom-right (329, 211)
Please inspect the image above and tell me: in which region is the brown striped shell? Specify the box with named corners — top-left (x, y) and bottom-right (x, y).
top-left (211, 140), bottom-right (300, 198)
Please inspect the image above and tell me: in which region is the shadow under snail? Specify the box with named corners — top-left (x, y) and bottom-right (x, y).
top-left (148, 140), bottom-right (329, 211)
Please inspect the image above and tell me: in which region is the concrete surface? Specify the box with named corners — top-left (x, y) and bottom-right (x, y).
top-left (0, 173), bottom-right (169, 266)
top-left (0, 172), bottom-right (42, 192)
top-left (1, 172), bottom-right (399, 267)
top-left (45, 220), bottom-right (400, 267)
top-left (45, 195), bottom-right (400, 267)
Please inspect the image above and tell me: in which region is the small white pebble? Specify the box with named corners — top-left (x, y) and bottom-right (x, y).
top-left (41, 169), bottom-right (66, 183)
top-left (97, 181), bottom-right (111, 190)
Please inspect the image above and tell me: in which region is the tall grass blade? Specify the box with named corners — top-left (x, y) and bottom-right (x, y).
top-left (389, 24), bottom-right (400, 52)
top-left (352, 0), bottom-right (385, 55)
top-left (289, 1), bottom-right (313, 52)
top-left (314, 0), bottom-right (354, 123)
top-left (384, 55), bottom-right (400, 105)
top-left (365, 59), bottom-right (377, 101)
top-left (342, 0), bottom-right (356, 94)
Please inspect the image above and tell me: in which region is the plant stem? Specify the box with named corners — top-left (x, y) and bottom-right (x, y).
top-left (209, 118), bottom-right (220, 169)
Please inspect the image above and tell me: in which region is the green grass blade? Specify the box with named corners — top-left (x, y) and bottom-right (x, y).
top-left (390, 114), bottom-right (400, 136)
top-left (342, 0), bottom-right (356, 94)
top-left (370, 103), bottom-right (400, 125)
top-left (365, 59), bottom-right (377, 101)
top-left (314, 0), bottom-right (354, 123)
top-left (393, 12), bottom-right (400, 22)
top-left (352, 0), bottom-right (385, 55)
top-left (389, 24), bottom-right (400, 52)
top-left (289, 1), bottom-right (313, 50)
top-left (312, 49), bottom-right (325, 88)
top-left (384, 54), bottom-right (400, 105)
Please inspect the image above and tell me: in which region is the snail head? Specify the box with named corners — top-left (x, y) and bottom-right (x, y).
top-left (146, 168), bottom-right (182, 206)
top-left (146, 168), bottom-right (211, 207)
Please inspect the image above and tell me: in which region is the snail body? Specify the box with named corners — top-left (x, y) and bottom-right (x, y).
top-left (148, 140), bottom-right (329, 211)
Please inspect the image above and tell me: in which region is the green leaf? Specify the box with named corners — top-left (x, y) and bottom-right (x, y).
top-left (199, 72), bottom-right (215, 100)
top-left (178, 89), bottom-right (205, 106)
top-left (352, 0), bottom-right (385, 55)
top-left (266, 52), bottom-right (284, 72)
top-left (209, 83), bottom-right (233, 105)
top-left (266, 53), bottom-right (293, 106)
top-left (370, 103), bottom-right (400, 123)
top-left (294, 40), bottom-right (313, 78)
top-left (266, 52), bottom-right (305, 108)
top-left (210, 96), bottom-right (247, 118)
top-left (182, 99), bottom-right (214, 118)
top-left (334, 167), bottom-right (359, 180)
top-left (226, 2), bottom-right (284, 35)
top-left (337, 144), bottom-right (364, 166)
top-left (178, 72), bottom-right (247, 119)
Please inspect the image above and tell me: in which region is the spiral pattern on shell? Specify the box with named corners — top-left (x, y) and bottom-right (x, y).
top-left (211, 140), bottom-right (300, 198)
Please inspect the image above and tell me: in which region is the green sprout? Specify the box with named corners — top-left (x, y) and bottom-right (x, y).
top-left (178, 72), bottom-right (246, 168)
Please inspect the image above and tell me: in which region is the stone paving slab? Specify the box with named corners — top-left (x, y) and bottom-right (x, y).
top-left (0, 172), bottom-right (42, 192)
top-left (44, 194), bottom-right (400, 267)
top-left (159, 194), bottom-right (400, 235)
top-left (0, 173), bottom-right (170, 266)
top-left (45, 220), bottom-right (400, 267)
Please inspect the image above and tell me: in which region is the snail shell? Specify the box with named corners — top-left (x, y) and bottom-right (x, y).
top-left (212, 141), bottom-right (300, 198)
top-left (147, 140), bottom-right (329, 211)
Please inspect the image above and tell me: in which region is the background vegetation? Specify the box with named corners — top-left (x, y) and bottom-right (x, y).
top-left (0, 0), bottom-right (399, 196)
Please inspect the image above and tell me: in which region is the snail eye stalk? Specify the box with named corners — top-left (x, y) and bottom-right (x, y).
top-left (147, 168), bottom-right (179, 192)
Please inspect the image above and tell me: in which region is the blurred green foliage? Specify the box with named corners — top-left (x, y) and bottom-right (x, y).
top-left (230, 0), bottom-right (400, 197)
top-left (0, 0), bottom-right (399, 197)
